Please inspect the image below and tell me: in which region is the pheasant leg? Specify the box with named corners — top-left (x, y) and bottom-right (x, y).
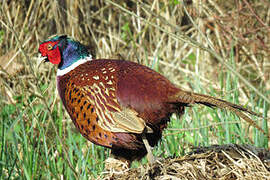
top-left (142, 133), bottom-right (155, 165)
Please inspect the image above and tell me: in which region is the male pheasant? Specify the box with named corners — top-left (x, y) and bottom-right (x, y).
top-left (38, 35), bottom-right (265, 164)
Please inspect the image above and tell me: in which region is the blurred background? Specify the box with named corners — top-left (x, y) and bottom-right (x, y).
top-left (0, 0), bottom-right (269, 179)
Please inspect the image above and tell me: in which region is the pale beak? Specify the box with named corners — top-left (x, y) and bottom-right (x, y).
top-left (35, 53), bottom-right (47, 67)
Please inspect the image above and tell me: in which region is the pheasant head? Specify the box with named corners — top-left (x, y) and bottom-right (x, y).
top-left (38, 35), bottom-right (92, 75)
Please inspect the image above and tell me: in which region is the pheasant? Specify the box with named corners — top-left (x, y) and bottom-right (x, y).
top-left (38, 35), bottom-right (265, 164)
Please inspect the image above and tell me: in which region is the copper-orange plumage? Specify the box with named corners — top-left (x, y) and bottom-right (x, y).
top-left (38, 35), bottom-right (264, 163)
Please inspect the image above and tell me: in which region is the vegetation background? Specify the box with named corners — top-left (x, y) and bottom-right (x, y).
top-left (0, 0), bottom-right (269, 179)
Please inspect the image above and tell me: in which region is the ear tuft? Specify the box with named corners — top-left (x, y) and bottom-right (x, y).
top-left (46, 34), bottom-right (68, 42)
top-left (58, 35), bottom-right (68, 40)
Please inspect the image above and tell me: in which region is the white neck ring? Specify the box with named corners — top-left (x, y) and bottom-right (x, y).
top-left (57, 56), bottom-right (92, 76)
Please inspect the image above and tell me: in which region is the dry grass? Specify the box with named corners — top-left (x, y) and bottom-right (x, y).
top-left (103, 144), bottom-right (270, 180)
top-left (1, 0), bottom-right (269, 106)
top-left (0, 0), bottom-right (270, 179)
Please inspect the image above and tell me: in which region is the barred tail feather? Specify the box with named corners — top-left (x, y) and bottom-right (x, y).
top-left (171, 90), bottom-right (267, 136)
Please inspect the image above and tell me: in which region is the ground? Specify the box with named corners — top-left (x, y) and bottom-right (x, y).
top-left (103, 144), bottom-right (270, 180)
top-left (0, 0), bottom-right (269, 179)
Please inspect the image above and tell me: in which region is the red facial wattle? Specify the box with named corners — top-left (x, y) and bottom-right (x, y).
top-left (47, 46), bottom-right (61, 64)
top-left (39, 41), bottom-right (61, 64)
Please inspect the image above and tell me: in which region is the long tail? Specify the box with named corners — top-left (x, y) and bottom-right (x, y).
top-left (170, 90), bottom-right (267, 136)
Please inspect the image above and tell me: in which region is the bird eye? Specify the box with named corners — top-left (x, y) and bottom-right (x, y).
top-left (47, 44), bottom-right (53, 50)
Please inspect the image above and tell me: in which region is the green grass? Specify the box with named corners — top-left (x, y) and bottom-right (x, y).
top-left (0, 95), bottom-right (108, 179)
